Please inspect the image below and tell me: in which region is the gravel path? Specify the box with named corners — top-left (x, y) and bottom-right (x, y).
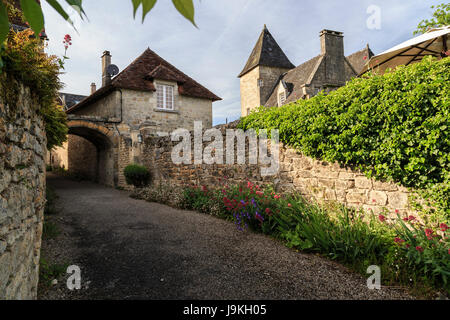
top-left (39, 174), bottom-right (414, 300)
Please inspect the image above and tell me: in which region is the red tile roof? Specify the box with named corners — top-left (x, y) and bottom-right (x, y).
top-left (67, 48), bottom-right (221, 114)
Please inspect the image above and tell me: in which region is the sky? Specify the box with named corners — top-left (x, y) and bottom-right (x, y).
top-left (41, 0), bottom-right (442, 125)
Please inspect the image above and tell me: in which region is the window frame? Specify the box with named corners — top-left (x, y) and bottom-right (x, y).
top-left (156, 83), bottom-right (175, 110)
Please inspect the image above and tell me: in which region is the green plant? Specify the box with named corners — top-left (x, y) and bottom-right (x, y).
top-left (415, 3), bottom-right (450, 35)
top-left (42, 220), bottom-right (60, 239)
top-left (239, 56), bottom-right (450, 223)
top-left (44, 186), bottom-right (58, 215)
top-left (124, 164), bottom-right (151, 188)
top-left (0, 29), bottom-right (68, 150)
top-left (39, 257), bottom-right (68, 288)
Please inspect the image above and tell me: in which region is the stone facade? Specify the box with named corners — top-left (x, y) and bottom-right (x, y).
top-left (0, 81), bottom-right (46, 300)
top-left (132, 123), bottom-right (414, 219)
top-left (240, 66), bottom-right (291, 116)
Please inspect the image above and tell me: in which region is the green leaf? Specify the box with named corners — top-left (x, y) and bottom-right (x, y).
top-left (141, 0), bottom-right (157, 23)
top-left (131, 0), bottom-right (141, 18)
top-left (20, 0), bottom-right (45, 36)
top-left (45, 0), bottom-right (70, 21)
top-left (0, 1), bottom-right (9, 45)
top-left (172, 0), bottom-right (196, 27)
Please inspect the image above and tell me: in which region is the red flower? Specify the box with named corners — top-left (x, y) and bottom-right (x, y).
top-left (265, 208), bottom-right (271, 215)
top-left (425, 229), bottom-right (433, 237)
top-left (408, 216), bottom-right (416, 221)
top-left (448, 249), bottom-right (450, 255)
top-left (378, 215), bottom-right (386, 222)
top-left (288, 203), bottom-right (292, 208)
top-left (394, 237), bottom-right (404, 244)
top-left (416, 246), bottom-right (424, 253)
top-left (440, 223), bottom-right (449, 232)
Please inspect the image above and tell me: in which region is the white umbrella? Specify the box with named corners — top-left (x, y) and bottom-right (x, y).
top-left (360, 26), bottom-right (450, 75)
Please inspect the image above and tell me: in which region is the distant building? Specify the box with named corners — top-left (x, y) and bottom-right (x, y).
top-left (239, 26), bottom-right (374, 116)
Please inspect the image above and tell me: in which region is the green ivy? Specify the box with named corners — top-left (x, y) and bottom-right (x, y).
top-left (239, 56), bottom-right (450, 221)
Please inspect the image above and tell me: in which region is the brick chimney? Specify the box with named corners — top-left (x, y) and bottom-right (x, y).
top-left (102, 51), bottom-right (112, 87)
top-left (320, 30), bottom-right (345, 85)
top-left (91, 82), bottom-right (96, 94)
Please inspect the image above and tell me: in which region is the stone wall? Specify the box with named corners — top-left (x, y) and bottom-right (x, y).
top-left (0, 82), bottom-right (46, 299)
top-left (135, 122), bottom-right (414, 219)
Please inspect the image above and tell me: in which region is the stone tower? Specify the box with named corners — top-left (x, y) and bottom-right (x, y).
top-left (239, 25), bottom-right (295, 117)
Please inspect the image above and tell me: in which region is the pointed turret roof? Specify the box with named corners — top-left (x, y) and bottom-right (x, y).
top-left (238, 25), bottom-right (295, 77)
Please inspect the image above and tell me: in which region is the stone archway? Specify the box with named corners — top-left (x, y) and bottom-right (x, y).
top-left (67, 120), bottom-right (118, 187)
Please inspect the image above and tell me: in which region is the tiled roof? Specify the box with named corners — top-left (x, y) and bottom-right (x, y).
top-left (264, 55), bottom-right (322, 106)
top-left (59, 93), bottom-right (88, 110)
top-left (264, 45), bottom-right (375, 107)
top-left (239, 25), bottom-right (295, 78)
top-left (67, 48), bottom-right (221, 114)
top-left (346, 45), bottom-right (374, 75)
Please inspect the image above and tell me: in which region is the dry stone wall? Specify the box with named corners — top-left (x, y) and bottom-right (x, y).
top-left (136, 122), bottom-right (414, 219)
top-left (0, 82), bottom-right (46, 300)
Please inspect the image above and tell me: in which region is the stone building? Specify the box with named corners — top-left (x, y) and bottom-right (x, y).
top-left (51, 48), bottom-right (221, 186)
top-left (239, 26), bottom-right (374, 115)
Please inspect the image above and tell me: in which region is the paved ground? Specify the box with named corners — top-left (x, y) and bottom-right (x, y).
top-left (39, 174), bottom-right (414, 300)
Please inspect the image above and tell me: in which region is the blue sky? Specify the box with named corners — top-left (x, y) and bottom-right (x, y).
top-left (42, 0), bottom-right (441, 125)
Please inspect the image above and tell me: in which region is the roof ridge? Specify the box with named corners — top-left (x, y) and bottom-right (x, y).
top-left (238, 26), bottom-right (295, 77)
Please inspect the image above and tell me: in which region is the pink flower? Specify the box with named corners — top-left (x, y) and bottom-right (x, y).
top-left (288, 203), bottom-right (292, 208)
top-left (408, 216), bottom-right (416, 221)
top-left (378, 215), bottom-right (386, 222)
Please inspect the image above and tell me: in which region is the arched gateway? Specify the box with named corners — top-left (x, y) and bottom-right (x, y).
top-left (66, 120), bottom-right (119, 187)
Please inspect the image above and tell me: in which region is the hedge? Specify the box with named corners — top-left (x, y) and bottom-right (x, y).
top-left (239, 56), bottom-right (449, 222)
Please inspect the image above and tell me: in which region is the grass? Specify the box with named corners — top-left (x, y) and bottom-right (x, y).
top-left (39, 257), bottom-right (69, 289)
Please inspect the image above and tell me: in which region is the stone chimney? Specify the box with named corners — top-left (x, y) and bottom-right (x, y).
top-left (320, 30), bottom-right (345, 85)
top-left (102, 51), bottom-right (112, 87)
top-left (91, 83), bottom-right (97, 94)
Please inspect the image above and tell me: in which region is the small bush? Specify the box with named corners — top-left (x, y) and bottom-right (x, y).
top-left (124, 164), bottom-right (151, 188)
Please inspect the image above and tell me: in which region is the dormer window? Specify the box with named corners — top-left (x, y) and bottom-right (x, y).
top-left (278, 91), bottom-right (286, 106)
top-left (156, 84), bottom-right (174, 110)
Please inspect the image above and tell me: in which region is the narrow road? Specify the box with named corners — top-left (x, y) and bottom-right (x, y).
top-left (41, 174), bottom-right (413, 300)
